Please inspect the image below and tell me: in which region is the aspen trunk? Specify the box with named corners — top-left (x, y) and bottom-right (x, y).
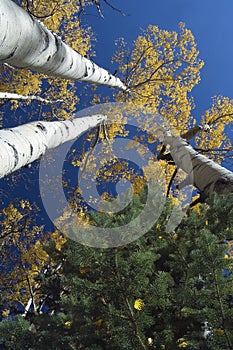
top-left (0, 114), bottom-right (106, 178)
top-left (0, 0), bottom-right (126, 90)
top-left (164, 131), bottom-right (233, 197)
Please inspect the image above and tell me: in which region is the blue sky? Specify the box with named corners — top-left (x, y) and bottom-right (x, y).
top-left (85, 0), bottom-right (233, 122)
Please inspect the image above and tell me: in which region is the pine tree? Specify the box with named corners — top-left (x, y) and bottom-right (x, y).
top-left (0, 193), bottom-right (232, 350)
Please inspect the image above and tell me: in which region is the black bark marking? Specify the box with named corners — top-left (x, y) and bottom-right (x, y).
top-left (59, 127), bottom-right (64, 137)
top-left (62, 122), bottom-right (69, 130)
top-left (83, 66), bottom-right (88, 78)
top-left (24, 163), bottom-right (32, 169)
top-left (12, 144), bottom-right (18, 167)
top-left (41, 29), bottom-right (50, 52)
top-left (36, 123), bottom-right (46, 132)
top-left (70, 60), bottom-right (73, 69)
top-left (0, 33), bottom-right (7, 47)
top-left (6, 47), bottom-right (17, 59)
top-left (30, 144), bottom-right (33, 156)
top-left (192, 163), bottom-right (203, 172)
top-left (55, 35), bottom-right (60, 52)
top-left (47, 55), bottom-right (51, 62)
top-left (2, 139), bottom-right (19, 168)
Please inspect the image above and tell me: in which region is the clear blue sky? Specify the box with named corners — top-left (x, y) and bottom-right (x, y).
top-left (85, 0), bottom-right (233, 123)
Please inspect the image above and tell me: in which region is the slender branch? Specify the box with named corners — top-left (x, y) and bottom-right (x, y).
top-left (3, 62), bottom-right (16, 70)
top-left (208, 112), bottom-right (233, 126)
top-left (114, 249), bottom-right (147, 350)
top-left (78, 125), bottom-right (101, 180)
top-left (129, 58), bottom-right (178, 89)
top-left (166, 168), bottom-right (177, 197)
top-left (101, 120), bottom-right (117, 159)
top-left (0, 92), bottom-right (63, 104)
top-left (194, 147), bottom-right (233, 153)
top-left (21, 264), bottom-right (38, 317)
top-left (125, 46), bottom-right (153, 85)
top-left (26, 0), bottom-right (61, 19)
top-left (103, 0), bottom-right (127, 16)
top-left (91, 0), bottom-right (104, 18)
top-left (179, 125), bottom-right (210, 141)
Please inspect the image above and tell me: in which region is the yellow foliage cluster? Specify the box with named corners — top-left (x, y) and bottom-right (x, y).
top-left (50, 229), bottom-right (67, 251)
top-left (111, 23), bottom-right (232, 207)
top-left (134, 298), bottom-right (145, 310)
top-left (196, 96), bottom-right (233, 163)
top-left (0, 201), bottom-right (66, 310)
top-left (114, 23), bottom-right (204, 133)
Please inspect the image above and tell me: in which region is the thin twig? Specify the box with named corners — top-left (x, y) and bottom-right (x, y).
top-left (26, 0), bottom-right (61, 19)
top-left (78, 125), bottom-right (101, 180)
top-left (103, 0), bottom-right (127, 16)
top-left (114, 249), bottom-right (147, 350)
top-left (166, 168), bottom-right (178, 197)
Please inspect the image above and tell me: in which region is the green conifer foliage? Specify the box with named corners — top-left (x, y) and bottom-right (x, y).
top-left (0, 194), bottom-right (232, 350)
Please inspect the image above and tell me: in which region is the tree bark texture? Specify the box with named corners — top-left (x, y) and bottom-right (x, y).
top-left (0, 0), bottom-right (126, 90)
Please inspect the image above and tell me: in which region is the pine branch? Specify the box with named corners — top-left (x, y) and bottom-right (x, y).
top-left (114, 249), bottom-right (147, 350)
top-left (205, 237), bottom-right (232, 349)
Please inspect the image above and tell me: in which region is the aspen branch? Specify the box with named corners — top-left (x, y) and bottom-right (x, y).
top-left (0, 92), bottom-right (63, 104)
top-left (166, 168), bottom-right (177, 197)
top-left (78, 124), bottom-right (101, 180)
top-left (26, 0), bottom-right (61, 19)
top-left (103, 0), bottom-right (127, 16)
top-left (208, 112), bottom-right (233, 126)
top-left (194, 147), bottom-right (233, 153)
top-left (129, 59), bottom-right (179, 89)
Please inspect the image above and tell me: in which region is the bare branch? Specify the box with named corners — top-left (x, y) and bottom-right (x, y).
top-left (166, 168), bottom-right (177, 197)
top-left (0, 92), bottom-right (63, 104)
top-left (26, 0), bottom-right (61, 19)
top-left (103, 0), bottom-right (127, 16)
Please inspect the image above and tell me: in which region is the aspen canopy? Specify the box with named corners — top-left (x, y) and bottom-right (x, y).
top-left (0, 1), bottom-right (233, 349)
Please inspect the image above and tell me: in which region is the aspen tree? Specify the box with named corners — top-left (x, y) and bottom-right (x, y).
top-left (0, 0), bottom-right (126, 89)
top-left (0, 114), bottom-right (106, 178)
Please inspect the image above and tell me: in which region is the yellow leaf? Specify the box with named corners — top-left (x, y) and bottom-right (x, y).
top-left (134, 299), bottom-right (145, 310)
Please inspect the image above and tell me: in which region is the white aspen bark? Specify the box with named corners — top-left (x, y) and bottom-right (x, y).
top-left (163, 131), bottom-right (233, 197)
top-left (0, 114), bottom-right (107, 179)
top-left (0, 0), bottom-right (127, 90)
top-left (22, 297), bottom-right (33, 318)
top-left (0, 92), bottom-right (62, 104)
top-left (181, 124), bottom-right (210, 140)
